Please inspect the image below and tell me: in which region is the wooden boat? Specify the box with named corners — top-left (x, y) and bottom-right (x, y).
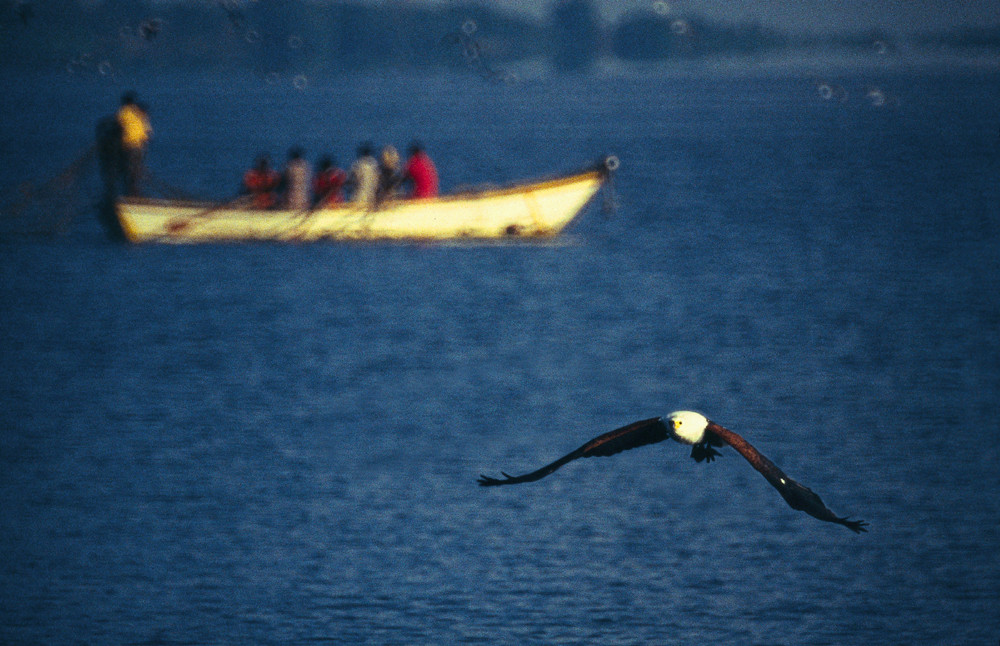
top-left (114, 158), bottom-right (616, 243)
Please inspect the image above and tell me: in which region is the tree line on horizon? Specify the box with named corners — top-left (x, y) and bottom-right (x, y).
top-left (2, 0), bottom-right (998, 76)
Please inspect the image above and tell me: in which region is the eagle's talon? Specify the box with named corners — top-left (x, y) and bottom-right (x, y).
top-left (691, 442), bottom-right (721, 463)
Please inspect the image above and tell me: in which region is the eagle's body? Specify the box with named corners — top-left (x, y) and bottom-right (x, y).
top-left (479, 411), bottom-right (867, 533)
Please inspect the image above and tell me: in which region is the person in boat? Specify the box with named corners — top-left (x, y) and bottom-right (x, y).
top-left (95, 114), bottom-right (123, 202)
top-left (403, 142), bottom-right (438, 199)
top-left (313, 155), bottom-right (347, 207)
top-left (243, 154), bottom-right (281, 209)
top-left (348, 143), bottom-right (379, 208)
top-left (281, 147), bottom-right (312, 211)
top-left (376, 145), bottom-right (404, 204)
top-left (116, 91), bottom-right (152, 196)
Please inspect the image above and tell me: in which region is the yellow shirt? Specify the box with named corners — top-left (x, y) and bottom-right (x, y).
top-left (117, 104), bottom-right (151, 149)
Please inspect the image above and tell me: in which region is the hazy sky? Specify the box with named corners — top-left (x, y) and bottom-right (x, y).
top-left (485, 0), bottom-right (1000, 33)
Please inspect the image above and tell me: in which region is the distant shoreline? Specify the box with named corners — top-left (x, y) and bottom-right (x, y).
top-left (2, 1), bottom-right (998, 78)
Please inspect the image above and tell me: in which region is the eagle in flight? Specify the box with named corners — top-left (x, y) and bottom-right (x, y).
top-left (479, 411), bottom-right (868, 533)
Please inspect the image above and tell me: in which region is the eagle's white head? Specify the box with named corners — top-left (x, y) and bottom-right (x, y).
top-left (666, 410), bottom-right (709, 445)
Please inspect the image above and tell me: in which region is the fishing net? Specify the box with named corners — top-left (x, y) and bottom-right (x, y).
top-left (0, 145), bottom-right (99, 238)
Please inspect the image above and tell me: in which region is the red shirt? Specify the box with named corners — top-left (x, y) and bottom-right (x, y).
top-left (314, 168), bottom-right (347, 205)
top-left (404, 152), bottom-right (438, 199)
top-left (244, 168), bottom-right (280, 209)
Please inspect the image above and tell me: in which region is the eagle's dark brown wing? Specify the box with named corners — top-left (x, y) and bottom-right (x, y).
top-left (478, 417), bottom-right (670, 486)
top-left (706, 422), bottom-right (868, 533)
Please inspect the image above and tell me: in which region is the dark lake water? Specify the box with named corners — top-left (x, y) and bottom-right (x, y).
top-left (2, 66), bottom-right (999, 644)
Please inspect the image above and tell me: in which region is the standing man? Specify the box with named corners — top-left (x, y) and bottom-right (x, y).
top-left (116, 91), bottom-right (152, 196)
top-left (403, 141), bottom-right (438, 199)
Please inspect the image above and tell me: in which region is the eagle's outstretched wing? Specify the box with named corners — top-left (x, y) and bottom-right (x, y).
top-left (705, 422), bottom-right (868, 533)
top-left (478, 417), bottom-right (669, 486)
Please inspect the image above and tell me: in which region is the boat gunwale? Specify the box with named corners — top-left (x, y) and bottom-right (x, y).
top-left (117, 167), bottom-right (605, 214)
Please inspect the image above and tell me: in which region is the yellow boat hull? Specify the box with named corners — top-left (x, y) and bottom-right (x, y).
top-left (116, 168), bottom-right (606, 244)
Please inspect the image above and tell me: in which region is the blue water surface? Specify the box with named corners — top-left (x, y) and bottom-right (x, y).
top-left (1, 66), bottom-right (999, 644)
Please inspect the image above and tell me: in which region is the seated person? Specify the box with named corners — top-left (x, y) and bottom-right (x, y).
top-left (348, 143), bottom-right (379, 207)
top-left (281, 147), bottom-right (312, 211)
top-left (403, 142), bottom-right (438, 199)
top-left (313, 156), bottom-right (347, 207)
top-left (376, 145), bottom-right (404, 204)
top-left (243, 155), bottom-right (280, 209)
